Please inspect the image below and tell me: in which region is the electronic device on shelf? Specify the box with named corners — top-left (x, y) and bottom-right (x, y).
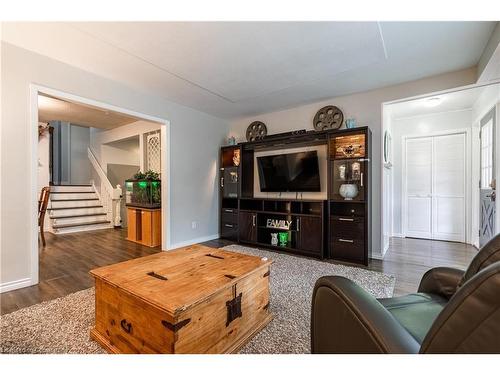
top-left (256, 150), bottom-right (321, 192)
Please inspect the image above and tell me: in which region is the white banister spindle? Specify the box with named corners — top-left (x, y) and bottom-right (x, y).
top-left (113, 184), bottom-right (122, 227)
top-left (88, 147), bottom-right (123, 228)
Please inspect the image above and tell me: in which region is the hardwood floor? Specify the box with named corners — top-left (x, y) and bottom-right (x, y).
top-left (1, 229), bottom-right (160, 315)
top-left (0, 230), bottom-right (477, 315)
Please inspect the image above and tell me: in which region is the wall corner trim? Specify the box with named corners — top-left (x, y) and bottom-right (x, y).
top-left (370, 251), bottom-right (385, 260)
top-left (167, 234), bottom-right (220, 250)
top-left (0, 277), bottom-right (33, 294)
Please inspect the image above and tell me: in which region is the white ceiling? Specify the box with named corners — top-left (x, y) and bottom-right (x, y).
top-left (388, 83), bottom-right (500, 119)
top-left (3, 22), bottom-right (497, 119)
top-left (38, 94), bottom-right (139, 129)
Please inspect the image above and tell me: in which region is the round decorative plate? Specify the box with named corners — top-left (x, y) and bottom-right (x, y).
top-left (313, 106), bottom-right (343, 131)
top-left (246, 121), bottom-right (268, 142)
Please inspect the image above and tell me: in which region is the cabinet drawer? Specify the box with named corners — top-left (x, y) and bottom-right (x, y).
top-left (221, 211), bottom-right (238, 224)
top-left (221, 222), bottom-right (238, 240)
top-left (330, 216), bottom-right (364, 239)
top-left (330, 237), bottom-right (365, 263)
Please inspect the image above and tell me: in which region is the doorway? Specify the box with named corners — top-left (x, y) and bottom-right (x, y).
top-left (30, 84), bottom-right (171, 287)
top-left (382, 80), bottom-right (500, 255)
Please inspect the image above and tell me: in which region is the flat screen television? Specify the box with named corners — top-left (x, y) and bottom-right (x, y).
top-left (257, 151), bottom-right (321, 192)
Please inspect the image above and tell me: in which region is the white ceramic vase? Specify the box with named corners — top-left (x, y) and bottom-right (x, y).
top-left (339, 183), bottom-right (358, 200)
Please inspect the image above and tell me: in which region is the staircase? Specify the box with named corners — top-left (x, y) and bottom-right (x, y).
top-left (48, 185), bottom-right (113, 234)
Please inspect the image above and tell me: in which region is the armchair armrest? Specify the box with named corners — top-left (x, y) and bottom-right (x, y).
top-left (311, 276), bottom-right (420, 354)
top-left (417, 267), bottom-right (465, 300)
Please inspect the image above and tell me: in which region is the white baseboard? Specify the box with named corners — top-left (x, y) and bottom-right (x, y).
top-left (0, 277), bottom-right (33, 293)
top-left (168, 234), bottom-right (220, 250)
top-left (370, 251), bottom-right (384, 260)
top-left (391, 233), bottom-right (405, 238)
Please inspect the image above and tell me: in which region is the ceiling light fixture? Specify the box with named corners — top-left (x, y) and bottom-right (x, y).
top-left (425, 97), bottom-right (442, 107)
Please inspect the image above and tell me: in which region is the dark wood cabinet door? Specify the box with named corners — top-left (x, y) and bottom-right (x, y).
top-left (298, 216), bottom-right (323, 254)
top-left (239, 211), bottom-right (257, 243)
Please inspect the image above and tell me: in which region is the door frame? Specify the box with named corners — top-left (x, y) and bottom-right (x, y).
top-left (401, 128), bottom-right (471, 243)
top-left (29, 84), bottom-right (172, 288)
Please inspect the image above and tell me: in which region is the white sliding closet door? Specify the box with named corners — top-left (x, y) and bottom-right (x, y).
top-left (404, 133), bottom-right (466, 242)
top-left (405, 138), bottom-right (433, 239)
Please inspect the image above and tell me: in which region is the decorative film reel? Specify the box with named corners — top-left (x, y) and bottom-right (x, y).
top-left (246, 121), bottom-right (268, 142)
top-left (313, 105), bottom-right (344, 131)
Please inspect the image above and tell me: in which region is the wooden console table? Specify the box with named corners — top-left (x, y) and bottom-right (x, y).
top-left (126, 206), bottom-right (161, 247)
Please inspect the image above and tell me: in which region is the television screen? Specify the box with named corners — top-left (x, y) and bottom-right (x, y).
top-left (257, 151), bottom-right (321, 192)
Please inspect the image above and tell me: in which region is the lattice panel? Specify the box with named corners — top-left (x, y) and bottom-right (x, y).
top-left (146, 131), bottom-right (161, 173)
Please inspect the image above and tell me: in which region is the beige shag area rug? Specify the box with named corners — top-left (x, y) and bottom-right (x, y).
top-left (0, 245), bottom-right (395, 354)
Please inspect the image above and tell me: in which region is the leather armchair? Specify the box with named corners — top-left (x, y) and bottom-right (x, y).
top-left (311, 234), bottom-right (500, 353)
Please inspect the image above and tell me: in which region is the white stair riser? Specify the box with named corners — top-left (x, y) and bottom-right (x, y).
top-left (49, 207), bottom-right (106, 216)
top-left (50, 200), bottom-right (100, 209)
top-left (50, 185), bottom-right (93, 193)
top-left (53, 223), bottom-right (112, 234)
top-left (51, 193), bottom-right (97, 200)
top-left (51, 215), bottom-right (108, 226)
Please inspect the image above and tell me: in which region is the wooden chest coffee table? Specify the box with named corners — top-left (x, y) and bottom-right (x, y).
top-left (89, 245), bottom-right (273, 354)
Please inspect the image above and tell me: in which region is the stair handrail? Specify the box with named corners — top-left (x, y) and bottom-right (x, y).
top-left (87, 147), bottom-right (122, 227)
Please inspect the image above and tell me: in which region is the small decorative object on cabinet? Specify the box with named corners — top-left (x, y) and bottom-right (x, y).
top-left (270, 233), bottom-right (278, 246)
top-left (232, 148), bottom-right (241, 166)
top-left (313, 105), bottom-right (344, 131)
top-left (345, 118), bottom-right (356, 129)
top-left (278, 232), bottom-right (289, 247)
top-left (227, 136), bottom-right (236, 145)
top-left (246, 121), bottom-right (267, 142)
top-left (339, 183), bottom-right (359, 200)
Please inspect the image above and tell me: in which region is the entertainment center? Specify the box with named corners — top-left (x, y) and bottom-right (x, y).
top-left (219, 126), bottom-right (371, 265)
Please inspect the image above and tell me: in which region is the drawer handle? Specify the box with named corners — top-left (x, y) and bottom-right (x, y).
top-left (224, 224), bottom-right (234, 228)
top-left (120, 319), bottom-right (132, 334)
top-left (224, 209), bottom-right (234, 213)
top-left (338, 218), bottom-right (354, 222)
top-left (339, 239), bottom-right (354, 243)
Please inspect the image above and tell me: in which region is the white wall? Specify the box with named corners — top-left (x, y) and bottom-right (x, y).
top-left (101, 144), bottom-right (139, 171)
top-left (90, 120), bottom-right (161, 164)
top-left (229, 68), bottom-right (477, 259)
top-left (391, 110), bottom-right (474, 240)
top-left (0, 42), bottom-right (229, 291)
